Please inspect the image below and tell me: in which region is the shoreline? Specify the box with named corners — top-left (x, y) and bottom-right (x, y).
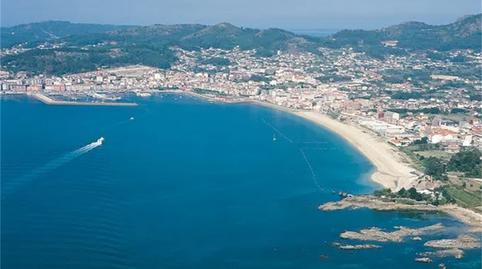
top-left (244, 100), bottom-right (482, 228)
top-left (27, 93), bottom-right (138, 107)
top-left (320, 195), bottom-right (482, 230)
top-left (248, 100), bottom-right (418, 191)
top-left (295, 111), bottom-right (418, 190)
top-left (166, 94), bottom-right (416, 191)
top-left (6, 92), bottom-right (482, 229)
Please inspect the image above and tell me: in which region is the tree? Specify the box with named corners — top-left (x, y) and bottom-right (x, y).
top-left (423, 157), bottom-right (447, 180)
top-left (412, 137), bottom-right (429, 145)
top-left (374, 188), bottom-right (392, 197)
top-left (397, 188), bottom-right (408, 197)
top-left (447, 148), bottom-right (482, 178)
top-left (407, 187), bottom-right (423, 201)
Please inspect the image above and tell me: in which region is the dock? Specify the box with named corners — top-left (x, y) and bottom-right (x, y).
top-left (29, 93), bottom-right (138, 107)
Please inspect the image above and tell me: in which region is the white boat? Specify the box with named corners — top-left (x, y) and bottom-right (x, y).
top-left (93, 137), bottom-right (105, 146)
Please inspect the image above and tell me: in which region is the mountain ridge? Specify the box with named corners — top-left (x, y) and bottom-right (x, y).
top-left (1, 14), bottom-right (480, 75)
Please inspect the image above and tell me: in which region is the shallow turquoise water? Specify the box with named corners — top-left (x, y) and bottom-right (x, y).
top-left (1, 94), bottom-right (480, 268)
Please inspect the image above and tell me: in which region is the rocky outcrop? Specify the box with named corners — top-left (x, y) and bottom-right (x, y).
top-left (339, 224), bottom-right (444, 242)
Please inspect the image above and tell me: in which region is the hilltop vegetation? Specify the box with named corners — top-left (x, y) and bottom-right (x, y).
top-left (1, 14), bottom-right (481, 75)
top-left (2, 46), bottom-right (176, 75)
top-left (327, 14), bottom-right (482, 50)
top-left (1, 21), bottom-right (131, 48)
top-left (324, 14), bottom-right (482, 56)
top-left (1, 22), bottom-right (320, 75)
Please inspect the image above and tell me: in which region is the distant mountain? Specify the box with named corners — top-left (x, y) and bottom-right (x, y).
top-left (63, 22), bottom-right (319, 55)
top-left (176, 23), bottom-right (318, 54)
top-left (1, 21), bottom-right (132, 48)
top-left (1, 15), bottom-right (480, 75)
top-left (326, 14), bottom-right (482, 51)
top-left (1, 22), bottom-right (319, 75)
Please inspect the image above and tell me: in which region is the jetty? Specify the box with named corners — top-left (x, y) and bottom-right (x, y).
top-left (29, 93), bottom-right (137, 107)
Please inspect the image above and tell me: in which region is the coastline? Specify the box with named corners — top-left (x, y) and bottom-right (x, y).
top-left (249, 100), bottom-right (418, 191)
top-left (15, 91), bottom-right (482, 228)
top-left (27, 92), bottom-right (138, 106)
top-left (320, 195), bottom-right (482, 230)
top-left (246, 100), bottom-right (482, 229)
top-left (295, 111), bottom-right (418, 190)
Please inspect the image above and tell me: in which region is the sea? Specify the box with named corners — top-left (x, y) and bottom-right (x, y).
top-left (1, 94), bottom-right (480, 269)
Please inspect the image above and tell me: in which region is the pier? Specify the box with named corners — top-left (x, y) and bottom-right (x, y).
top-left (29, 93), bottom-right (138, 107)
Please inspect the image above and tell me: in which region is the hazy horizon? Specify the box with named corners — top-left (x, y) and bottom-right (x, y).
top-left (1, 0), bottom-right (481, 30)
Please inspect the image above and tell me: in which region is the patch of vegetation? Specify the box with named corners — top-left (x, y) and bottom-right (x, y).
top-left (389, 91), bottom-right (424, 100)
top-left (422, 157), bottom-right (448, 180)
top-left (387, 107), bottom-right (442, 115)
top-left (414, 150), bottom-right (452, 160)
top-left (440, 185), bottom-right (482, 210)
top-left (193, 88), bottom-right (227, 96)
top-left (402, 143), bottom-right (450, 180)
top-left (248, 74), bottom-right (271, 82)
top-left (373, 187), bottom-right (451, 205)
top-left (2, 46), bottom-right (176, 75)
top-left (1, 21), bottom-right (130, 48)
top-left (447, 148), bottom-right (482, 178)
top-left (325, 14), bottom-right (482, 52)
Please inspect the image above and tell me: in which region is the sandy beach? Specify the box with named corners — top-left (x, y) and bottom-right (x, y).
top-left (247, 100), bottom-right (418, 190)
top-left (250, 101), bottom-right (482, 229)
top-left (295, 111), bottom-right (418, 190)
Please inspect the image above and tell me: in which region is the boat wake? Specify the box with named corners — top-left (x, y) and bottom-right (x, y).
top-left (2, 137), bottom-right (104, 196)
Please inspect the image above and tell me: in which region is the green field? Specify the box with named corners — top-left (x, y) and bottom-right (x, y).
top-left (444, 186), bottom-right (482, 211)
top-left (413, 150), bottom-right (453, 160)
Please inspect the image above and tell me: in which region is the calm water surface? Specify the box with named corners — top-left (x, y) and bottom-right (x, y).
top-left (1, 94), bottom-right (480, 268)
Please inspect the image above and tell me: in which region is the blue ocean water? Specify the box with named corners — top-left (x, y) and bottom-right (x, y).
top-left (1, 94), bottom-right (480, 269)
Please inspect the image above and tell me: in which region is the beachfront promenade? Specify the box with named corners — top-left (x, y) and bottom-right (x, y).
top-left (29, 93), bottom-right (138, 107)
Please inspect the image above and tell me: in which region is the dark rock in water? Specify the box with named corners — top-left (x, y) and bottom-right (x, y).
top-left (319, 255), bottom-right (329, 261)
top-left (338, 192), bottom-right (353, 198)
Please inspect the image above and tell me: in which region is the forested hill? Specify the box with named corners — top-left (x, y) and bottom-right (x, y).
top-left (1, 22), bottom-right (319, 75)
top-left (1, 21), bottom-right (132, 48)
top-left (1, 14), bottom-right (480, 75)
top-left (325, 14), bottom-right (482, 51)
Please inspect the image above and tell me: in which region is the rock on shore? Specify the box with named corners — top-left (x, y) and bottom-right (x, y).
top-left (339, 223), bottom-right (444, 242)
top-left (333, 242), bottom-right (381, 250)
top-left (424, 235), bottom-right (481, 249)
top-left (419, 248), bottom-right (465, 259)
top-left (319, 195), bottom-right (482, 229)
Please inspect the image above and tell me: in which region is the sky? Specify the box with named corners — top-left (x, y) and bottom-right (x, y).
top-left (1, 0), bottom-right (481, 30)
